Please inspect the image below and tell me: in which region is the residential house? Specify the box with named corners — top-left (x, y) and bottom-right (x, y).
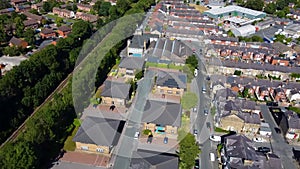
top-left (280, 110), bottom-right (300, 140)
top-left (212, 81), bottom-right (225, 94)
top-left (222, 134), bottom-right (282, 169)
top-left (130, 149), bottom-right (179, 169)
top-left (40, 28), bottom-right (56, 39)
top-left (288, 89), bottom-right (300, 103)
top-left (155, 71), bottom-right (187, 97)
top-left (289, 8), bottom-right (300, 21)
top-left (15, 4), bottom-right (31, 12)
top-left (142, 99), bottom-right (182, 137)
top-left (270, 87), bottom-right (287, 102)
top-left (57, 25), bottom-right (71, 38)
top-left (118, 57), bottom-right (145, 78)
top-left (272, 42), bottom-right (293, 57)
top-left (10, 0), bottom-right (27, 6)
top-left (100, 79), bottom-right (131, 107)
top-left (76, 12), bottom-right (98, 23)
top-left (23, 19), bottom-right (39, 29)
top-left (23, 12), bottom-right (43, 24)
top-left (146, 38), bottom-right (192, 65)
top-left (31, 2), bottom-right (43, 12)
top-left (73, 116), bottom-right (125, 154)
top-left (9, 37), bottom-right (28, 48)
top-left (270, 57), bottom-right (290, 66)
top-left (256, 86), bottom-right (270, 101)
top-left (127, 35), bottom-right (149, 57)
top-left (53, 7), bottom-right (75, 18)
top-left (0, 8), bottom-right (15, 15)
top-left (215, 88), bottom-right (238, 102)
top-left (77, 3), bottom-right (92, 12)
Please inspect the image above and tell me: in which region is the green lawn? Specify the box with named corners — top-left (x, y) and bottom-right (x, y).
top-left (214, 127), bottom-right (230, 133)
top-left (46, 14), bottom-right (76, 23)
top-left (287, 106), bottom-right (300, 114)
top-left (63, 119), bottom-right (81, 151)
top-left (145, 62), bottom-right (183, 70)
top-left (181, 92), bottom-right (198, 110)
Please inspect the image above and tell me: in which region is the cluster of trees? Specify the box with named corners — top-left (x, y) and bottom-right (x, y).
top-left (0, 12), bottom-right (36, 56)
top-left (0, 0), bottom-right (155, 168)
top-left (236, 0), bottom-right (300, 18)
top-left (238, 35), bottom-right (264, 42)
top-left (274, 34), bottom-right (292, 45)
top-left (186, 55), bottom-right (198, 71)
top-left (0, 0), bottom-right (11, 10)
top-left (178, 133), bottom-right (200, 169)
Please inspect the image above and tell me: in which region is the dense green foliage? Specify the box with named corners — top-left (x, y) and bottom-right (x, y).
top-left (186, 54), bottom-right (198, 71)
top-left (178, 133), bottom-right (200, 169)
top-left (244, 0), bottom-right (264, 11)
top-left (0, 0), bottom-right (155, 168)
top-left (238, 35), bottom-right (263, 42)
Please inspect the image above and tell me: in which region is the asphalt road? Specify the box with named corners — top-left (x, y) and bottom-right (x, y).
top-left (260, 105), bottom-right (298, 169)
top-left (113, 71), bottom-right (154, 169)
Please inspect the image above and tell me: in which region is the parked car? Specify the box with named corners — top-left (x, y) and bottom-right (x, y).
top-left (134, 131), bottom-right (140, 139)
top-left (164, 137), bottom-right (168, 144)
top-left (209, 135), bottom-right (221, 142)
top-left (253, 137), bottom-right (265, 142)
top-left (257, 147), bottom-right (271, 153)
top-left (210, 153), bottom-right (215, 161)
top-left (193, 107), bottom-right (197, 112)
top-left (204, 109), bottom-right (208, 115)
top-left (194, 159), bottom-right (199, 169)
top-left (193, 129), bottom-right (198, 136)
top-left (147, 135), bottom-right (153, 143)
top-left (274, 127), bottom-right (281, 134)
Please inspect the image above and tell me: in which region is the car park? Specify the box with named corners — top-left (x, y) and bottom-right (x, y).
top-left (209, 135), bottom-right (221, 142)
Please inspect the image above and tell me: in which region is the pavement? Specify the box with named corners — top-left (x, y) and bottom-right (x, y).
top-left (112, 70), bottom-right (155, 169)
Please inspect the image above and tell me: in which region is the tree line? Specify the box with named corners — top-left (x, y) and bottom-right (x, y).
top-left (0, 0), bottom-right (155, 168)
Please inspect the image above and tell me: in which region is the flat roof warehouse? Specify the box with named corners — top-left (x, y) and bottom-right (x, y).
top-left (204, 5), bottom-right (266, 18)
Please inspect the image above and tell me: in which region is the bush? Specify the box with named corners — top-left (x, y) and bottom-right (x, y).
top-left (143, 129), bottom-right (152, 135)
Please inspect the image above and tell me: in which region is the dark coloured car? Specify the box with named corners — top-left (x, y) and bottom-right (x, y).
top-left (206, 76), bottom-right (211, 81)
top-left (194, 129), bottom-right (198, 136)
top-left (194, 159), bottom-right (199, 169)
top-left (204, 109), bottom-right (208, 115)
top-left (267, 102), bottom-right (278, 107)
top-left (274, 127), bottom-right (281, 134)
top-left (257, 147), bottom-right (271, 153)
top-left (164, 137), bottom-right (168, 144)
top-left (147, 135), bottom-right (153, 144)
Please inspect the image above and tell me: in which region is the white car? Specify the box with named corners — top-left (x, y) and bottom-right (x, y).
top-left (134, 131), bottom-right (140, 139)
top-left (209, 135), bottom-right (221, 142)
top-left (253, 137), bottom-right (265, 142)
top-left (194, 69), bottom-right (198, 77)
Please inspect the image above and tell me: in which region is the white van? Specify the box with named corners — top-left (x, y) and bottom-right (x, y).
top-left (210, 153), bottom-right (215, 161)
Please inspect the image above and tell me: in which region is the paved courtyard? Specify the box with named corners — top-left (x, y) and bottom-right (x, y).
top-left (59, 151), bottom-right (110, 167)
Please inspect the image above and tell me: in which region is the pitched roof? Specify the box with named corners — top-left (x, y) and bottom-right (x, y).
top-left (156, 71), bottom-right (187, 89)
top-left (119, 57), bottom-right (145, 70)
top-left (130, 149), bottom-right (179, 169)
top-left (23, 11), bottom-right (42, 21)
top-left (101, 80), bottom-right (131, 99)
top-left (9, 36), bottom-right (25, 46)
top-left (224, 134), bottom-right (257, 160)
top-left (58, 25), bottom-right (71, 32)
top-left (142, 99), bottom-right (182, 127)
top-left (73, 117), bottom-right (125, 146)
top-left (41, 28), bottom-right (55, 34)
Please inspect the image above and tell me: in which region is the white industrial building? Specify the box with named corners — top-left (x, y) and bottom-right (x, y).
top-left (231, 24), bottom-right (256, 37)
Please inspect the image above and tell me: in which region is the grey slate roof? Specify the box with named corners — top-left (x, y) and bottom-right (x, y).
top-left (130, 149), bottom-right (179, 169)
top-left (119, 57), bottom-right (145, 70)
top-left (284, 110), bottom-right (300, 129)
top-left (224, 134), bottom-right (257, 160)
top-left (156, 71), bottom-right (187, 89)
top-left (142, 100), bottom-right (182, 127)
top-left (101, 80), bottom-right (131, 99)
top-left (73, 117), bottom-right (125, 146)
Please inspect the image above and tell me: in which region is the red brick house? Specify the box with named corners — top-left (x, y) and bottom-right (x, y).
top-left (271, 88), bottom-right (287, 102)
top-left (270, 57), bottom-right (290, 66)
top-left (57, 25), bottom-right (71, 38)
top-left (40, 28), bottom-right (56, 39)
top-left (77, 3), bottom-right (92, 12)
top-left (257, 86), bottom-right (270, 101)
top-left (9, 37), bottom-right (28, 48)
top-left (23, 19), bottom-right (39, 29)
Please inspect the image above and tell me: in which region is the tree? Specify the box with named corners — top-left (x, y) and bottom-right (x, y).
top-left (135, 70), bottom-right (144, 80)
top-left (109, 5), bottom-right (119, 20)
top-left (96, 18), bottom-right (104, 29)
top-left (23, 29), bottom-right (35, 45)
top-left (244, 0), bottom-right (264, 11)
top-left (0, 24), bottom-right (7, 43)
top-left (242, 88), bottom-right (249, 98)
top-left (251, 35), bottom-right (263, 42)
top-left (116, 0), bottom-right (131, 15)
top-left (55, 17), bottom-right (63, 27)
top-left (276, 0), bottom-right (288, 10)
top-left (264, 3), bottom-right (276, 14)
top-left (14, 17), bottom-right (25, 37)
top-left (70, 20), bottom-right (93, 41)
top-left (227, 30), bottom-right (235, 37)
top-left (99, 1), bottom-right (111, 16)
top-left (178, 133), bottom-right (200, 169)
top-left (185, 55), bottom-right (198, 70)
top-left (43, 1), bottom-right (51, 12)
top-left (3, 46), bottom-right (22, 56)
top-left (93, 0), bottom-right (103, 12)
